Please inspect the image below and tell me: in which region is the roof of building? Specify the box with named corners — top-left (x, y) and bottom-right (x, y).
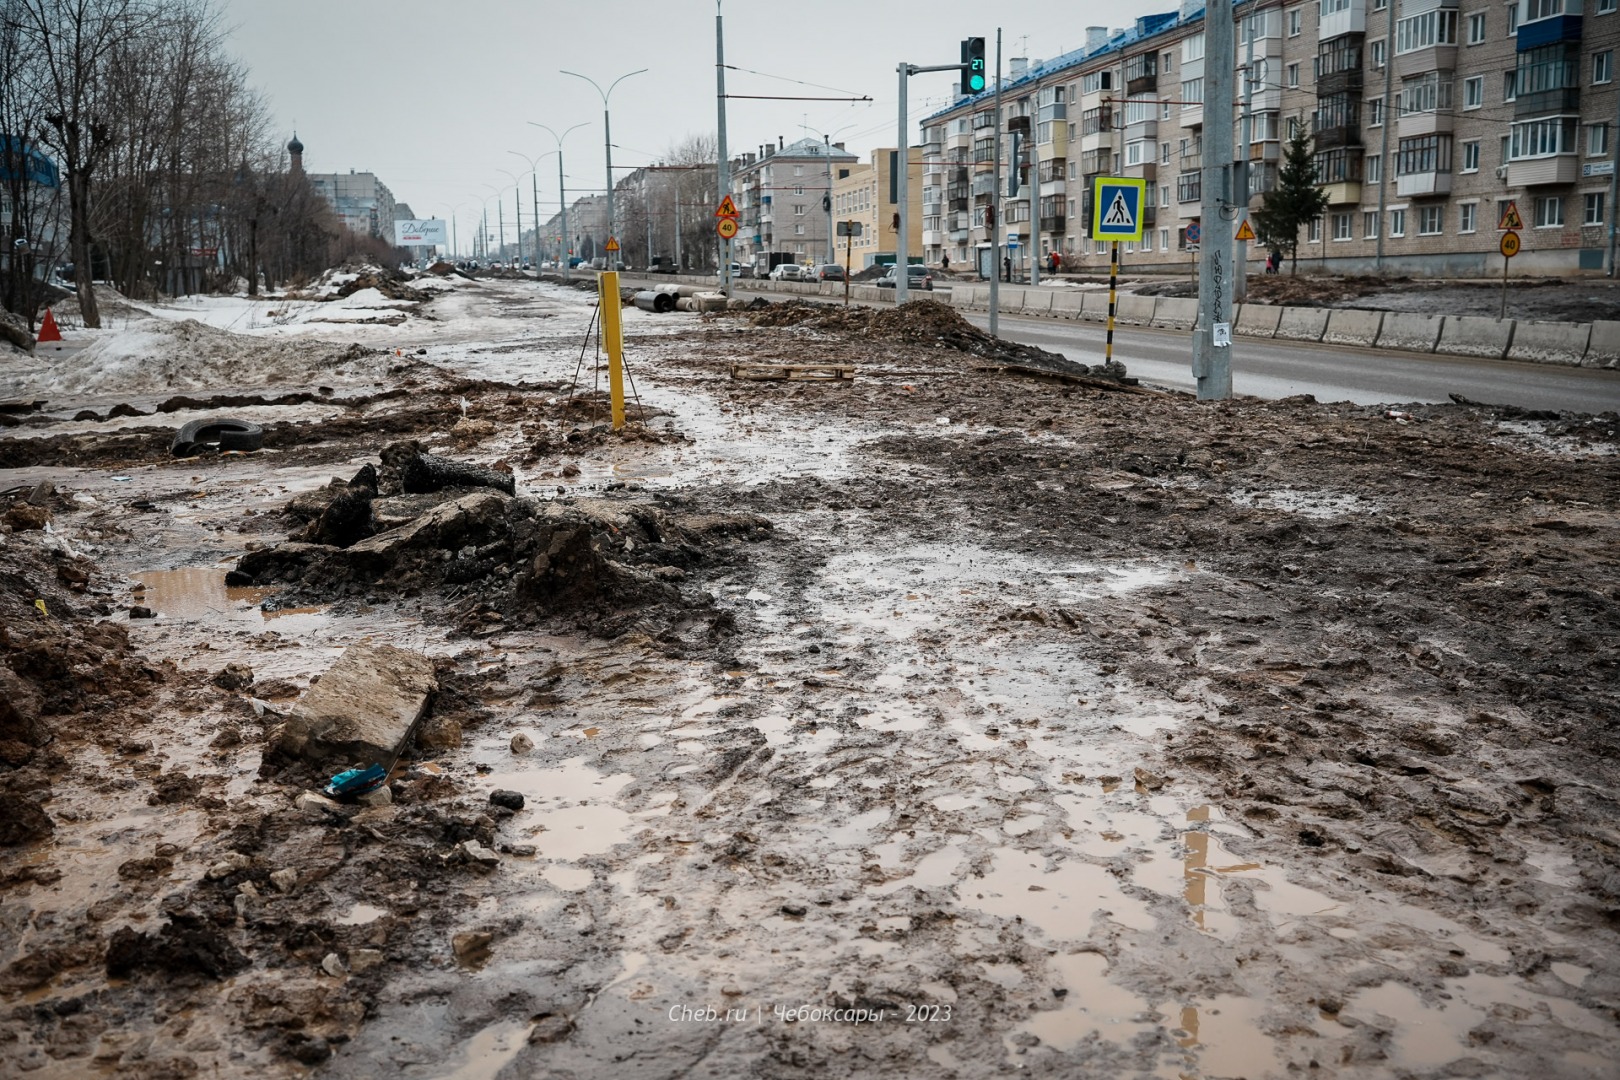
top-left (287, 132), bottom-right (304, 154)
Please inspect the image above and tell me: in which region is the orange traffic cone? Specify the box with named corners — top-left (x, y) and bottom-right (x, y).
top-left (37, 309), bottom-right (62, 343)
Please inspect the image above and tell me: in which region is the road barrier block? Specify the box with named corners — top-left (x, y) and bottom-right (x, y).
top-left (1151, 297), bottom-right (1198, 330)
top-left (1022, 291), bottom-right (1054, 315)
top-left (1235, 304), bottom-right (1282, 338)
top-left (1275, 306), bottom-right (1329, 342)
top-left (1115, 294), bottom-right (1158, 326)
top-left (1080, 292), bottom-right (1115, 322)
top-left (1583, 320), bottom-right (1620, 368)
top-left (1508, 321), bottom-right (1591, 366)
top-left (1436, 316), bottom-right (1513, 360)
top-left (1324, 309), bottom-right (1385, 347)
top-left (1050, 292), bottom-right (1085, 318)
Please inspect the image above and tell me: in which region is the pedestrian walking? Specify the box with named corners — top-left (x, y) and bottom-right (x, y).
top-left (1002, 256), bottom-right (1011, 283)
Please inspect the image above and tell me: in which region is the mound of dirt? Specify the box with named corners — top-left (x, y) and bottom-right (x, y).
top-left (744, 298), bottom-right (1130, 379)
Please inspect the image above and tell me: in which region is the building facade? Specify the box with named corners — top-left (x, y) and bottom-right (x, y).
top-left (729, 136), bottom-right (858, 268)
top-left (306, 169), bottom-right (398, 241)
top-left (920, 0), bottom-right (1619, 277)
top-left (831, 148), bottom-right (926, 269)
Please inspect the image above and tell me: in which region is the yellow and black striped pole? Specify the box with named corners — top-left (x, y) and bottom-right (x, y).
top-left (1105, 242), bottom-right (1119, 365)
top-left (599, 270), bottom-right (626, 431)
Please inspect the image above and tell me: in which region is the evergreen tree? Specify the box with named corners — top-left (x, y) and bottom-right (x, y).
top-left (1253, 129), bottom-right (1330, 276)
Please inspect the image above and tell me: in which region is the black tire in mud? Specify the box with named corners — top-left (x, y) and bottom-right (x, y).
top-left (170, 418), bottom-right (265, 457)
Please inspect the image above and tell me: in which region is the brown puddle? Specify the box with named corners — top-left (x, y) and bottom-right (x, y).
top-left (132, 567), bottom-right (328, 625)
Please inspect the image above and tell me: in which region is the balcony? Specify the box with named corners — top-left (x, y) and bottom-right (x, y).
top-left (1127, 71), bottom-right (1157, 95)
top-left (1317, 69), bottom-right (1363, 98)
top-left (1397, 110), bottom-right (1454, 138)
top-left (1038, 161), bottom-right (1067, 185)
top-left (1249, 139), bottom-right (1280, 162)
top-left (1039, 215), bottom-right (1067, 233)
top-left (1314, 124), bottom-right (1361, 150)
top-left (1177, 172), bottom-right (1201, 203)
top-left (1516, 87), bottom-right (1582, 119)
top-left (1509, 155), bottom-right (1579, 186)
top-left (1319, 0), bottom-right (1366, 41)
top-left (1040, 178), bottom-right (1066, 198)
top-left (1396, 45), bottom-right (1457, 80)
top-left (921, 140), bottom-right (943, 159)
top-left (1321, 181), bottom-right (1362, 205)
top-left (922, 230), bottom-right (944, 247)
top-left (1395, 170), bottom-right (1452, 198)
top-left (1517, 14), bottom-right (1584, 50)
top-left (948, 197), bottom-right (969, 213)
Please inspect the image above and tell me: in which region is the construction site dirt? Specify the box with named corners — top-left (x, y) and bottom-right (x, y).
top-left (1, 274), bottom-right (1616, 1079)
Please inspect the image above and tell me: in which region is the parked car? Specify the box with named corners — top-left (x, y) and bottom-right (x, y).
top-left (876, 264), bottom-right (934, 290)
top-left (769, 263), bottom-right (805, 282)
top-left (814, 264), bottom-right (846, 282)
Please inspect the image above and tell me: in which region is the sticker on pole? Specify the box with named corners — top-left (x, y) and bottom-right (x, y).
top-left (1234, 218), bottom-right (1256, 242)
top-left (715, 195), bottom-right (739, 219)
top-left (717, 217), bottom-right (738, 239)
top-left (1497, 201), bottom-right (1523, 231)
top-left (1092, 177), bottom-right (1146, 241)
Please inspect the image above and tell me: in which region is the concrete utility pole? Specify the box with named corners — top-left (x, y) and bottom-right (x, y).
top-left (1192, 0), bottom-right (1235, 399)
top-left (1375, 25), bottom-right (1394, 272)
top-left (529, 122), bottom-right (588, 266)
top-left (1234, 27), bottom-right (1255, 302)
top-left (990, 28), bottom-right (1003, 337)
top-left (717, 3), bottom-right (732, 295)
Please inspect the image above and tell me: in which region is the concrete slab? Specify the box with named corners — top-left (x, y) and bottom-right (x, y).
top-left (1081, 291), bottom-right (1117, 322)
top-left (1151, 297), bottom-right (1198, 330)
top-left (947, 287), bottom-right (973, 308)
top-left (1323, 309), bottom-right (1385, 347)
top-left (1051, 292), bottom-right (1085, 318)
top-left (1235, 303), bottom-right (1282, 338)
top-left (1274, 306), bottom-right (1329, 342)
top-left (1375, 312), bottom-right (1442, 352)
top-left (1115, 294), bottom-right (1158, 326)
top-left (1508, 321), bottom-right (1592, 366)
top-left (1583, 320), bottom-right (1620, 368)
top-left (996, 287), bottom-right (1027, 312)
top-left (1021, 290), bottom-right (1054, 315)
top-left (1437, 316), bottom-right (1514, 360)
top-left (275, 644), bottom-right (438, 768)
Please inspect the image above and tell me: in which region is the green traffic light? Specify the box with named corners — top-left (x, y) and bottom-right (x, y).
top-left (969, 74), bottom-right (985, 91)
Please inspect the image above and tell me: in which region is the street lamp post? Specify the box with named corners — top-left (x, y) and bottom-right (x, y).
top-left (482, 184), bottom-right (508, 263)
top-left (529, 122), bottom-right (589, 266)
top-left (803, 123), bottom-right (857, 264)
top-left (508, 150), bottom-right (552, 269)
top-left (497, 168), bottom-right (524, 267)
top-left (561, 68), bottom-right (648, 261)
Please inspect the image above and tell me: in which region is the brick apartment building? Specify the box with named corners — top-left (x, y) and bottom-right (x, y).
top-left (729, 136), bottom-right (858, 268)
top-left (921, 0), bottom-right (1618, 277)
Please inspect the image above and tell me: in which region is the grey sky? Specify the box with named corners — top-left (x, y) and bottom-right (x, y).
top-left (220, 0), bottom-right (1165, 243)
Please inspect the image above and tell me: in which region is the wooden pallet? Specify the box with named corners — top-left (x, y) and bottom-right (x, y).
top-left (729, 363), bottom-right (855, 382)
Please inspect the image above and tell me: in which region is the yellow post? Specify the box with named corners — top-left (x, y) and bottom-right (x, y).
top-left (598, 270), bottom-right (626, 430)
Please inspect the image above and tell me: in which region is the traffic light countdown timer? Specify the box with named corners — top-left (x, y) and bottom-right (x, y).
top-left (961, 38), bottom-right (986, 94)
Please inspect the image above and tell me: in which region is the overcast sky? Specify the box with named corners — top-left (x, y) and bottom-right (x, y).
top-left (219, 0), bottom-right (1168, 243)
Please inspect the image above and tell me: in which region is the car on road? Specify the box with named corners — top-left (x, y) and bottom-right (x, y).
top-left (876, 264), bottom-right (934, 290)
top-left (814, 264), bottom-right (845, 282)
top-left (769, 263), bottom-right (805, 282)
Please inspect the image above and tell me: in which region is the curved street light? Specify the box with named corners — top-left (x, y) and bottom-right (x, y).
top-left (480, 183), bottom-right (511, 262)
top-left (496, 168), bottom-right (524, 267)
top-left (528, 121), bottom-right (589, 266)
top-left (560, 68), bottom-right (648, 261)
top-left (442, 202), bottom-right (471, 259)
top-left (508, 149), bottom-right (555, 266)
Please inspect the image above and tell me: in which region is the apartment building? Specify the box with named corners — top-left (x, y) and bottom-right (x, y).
top-left (306, 169), bottom-right (398, 241)
top-left (830, 149), bottom-right (925, 269)
top-left (728, 136), bottom-right (857, 268)
top-left (920, 0), bottom-right (1619, 277)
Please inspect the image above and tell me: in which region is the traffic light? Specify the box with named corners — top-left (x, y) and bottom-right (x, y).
top-left (961, 37), bottom-right (986, 95)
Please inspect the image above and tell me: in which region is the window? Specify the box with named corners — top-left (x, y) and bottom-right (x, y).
top-left (793, 185), bottom-right (804, 195)
top-left (794, 224), bottom-right (805, 235)
top-left (1467, 12), bottom-right (1487, 43)
top-left (1398, 134), bottom-right (1453, 175)
top-left (1370, 38), bottom-right (1387, 69)
top-left (1460, 203), bottom-right (1477, 232)
top-left (1124, 97), bottom-right (1157, 124)
top-left (1510, 116), bottom-right (1578, 159)
top-left (1503, 70), bottom-right (1518, 101)
top-left (1525, 0), bottom-right (1563, 20)
top-left (1464, 76), bottom-right (1484, 109)
top-left (794, 165), bottom-right (804, 176)
top-left (1324, 0), bottom-right (1350, 13)
top-left (1308, 217), bottom-right (1321, 242)
top-left (1126, 140), bottom-right (1150, 166)
top-left (1419, 206), bottom-right (1443, 234)
top-left (1160, 184), bottom-right (1170, 207)
top-left (1161, 141), bottom-right (1171, 165)
top-left (1518, 44), bottom-right (1578, 95)
top-left (1183, 33), bottom-right (1205, 62)
top-left (1396, 10), bottom-right (1458, 53)
top-left (793, 203), bottom-right (806, 216)
top-left (1507, 2), bottom-right (1519, 34)
top-left (1369, 97), bottom-right (1384, 126)
top-left (1163, 51), bottom-right (1175, 73)
top-left (1390, 208), bottom-right (1406, 236)
top-left (1364, 211), bottom-right (1379, 237)
top-left (1534, 196), bottom-right (1563, 227)
top-left (1462, 140), bottom-right (1481, 171)
top-left (1182, 78), bottom-right (1204, 106)
top-left (1333, 212), bottom-right (1352, 240)
top-left (1287, 62), bottom-right (1300, 88)
top-left (1162, 100), bottom-right (1173, 120)
top-left (1160, 228), bottom-right (1170, 250)
top-left (1366, 154), bottom-right (1382, 184)
top-left (1317, 147), bottom-right (1363, 182)
top-left (1372, 0), bottom-right (1387, 10)
top-left (1591, 123), bottom-right (1610, 156)
top-left (1288, 7), bottom-right (1302, 36)
top-left (1596, 52), bottom-right (1615, 85)
top-left (1602, 0), bottom-right (1618, 13)
top-left (1399, 72), bottom-right (1454, 117)
top-left (1586, 192), bottom-right (1606, 226)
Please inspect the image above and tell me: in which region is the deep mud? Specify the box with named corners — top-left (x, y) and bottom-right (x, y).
top-left (1, 277), bottom-right (1617, 1078)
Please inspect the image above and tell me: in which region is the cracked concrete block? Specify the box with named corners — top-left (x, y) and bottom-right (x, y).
top-left (275, 645), bottom-right (437, 769)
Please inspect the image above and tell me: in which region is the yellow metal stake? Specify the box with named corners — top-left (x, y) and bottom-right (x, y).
top-left (598, 270), bottom-right (626, 431)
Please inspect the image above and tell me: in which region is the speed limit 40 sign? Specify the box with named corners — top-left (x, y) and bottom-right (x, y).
top-left (1500, 231), bottom-right (1520, 258)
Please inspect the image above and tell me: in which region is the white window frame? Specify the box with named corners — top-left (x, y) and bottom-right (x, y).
top-left (1595, 51), bottom-right (1614, 85)
top-left (1464, 76), bottom-right (1484, 109)
top-left (1533, 195), bottom-right (1563, 228)
top-left (1287, 62), bottom-right (1300, 88)
top-left (1332, 212), bottom-right (1353, 240)
top-left (1419, 206), bottom-right (1443, 235)
top-left (1182, 78), bottom-right (1204, 106)
top-left (1307, 216), bottom-right (1322, 242)
top-left (1366, 155), bottom-right (1383, 184)
top-left (1591, 124), bottom-right (1611, 157)
top-left (1364, 211), bottom-right (1379, 238)
top-left (1288, 7), bottom-right (1302, 36)
top-left (1525, 0), bottom-right (1563, 20)
top-left (1586, 192), bottom-right (1606, 226)
top-left (1459, 203), bottom-right (1477, 233)
top-left (1467, 11), bottom-right (1487, 43)
top-left (1507, 2), bottom-right (1520, 35)
top-left (1390, 208), bottom-right (1406, 236)
top-left (1600, 0), bottom-right (1618, 14)
top-left (1462, 140), bottom-right (1481, 172)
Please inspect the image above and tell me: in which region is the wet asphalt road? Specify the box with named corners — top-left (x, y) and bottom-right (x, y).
top-left (634, 276), bottom-right (1620, 413)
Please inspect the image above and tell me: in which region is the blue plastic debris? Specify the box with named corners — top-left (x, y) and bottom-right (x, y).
top-left (322, 763), bottom-right (388, 800)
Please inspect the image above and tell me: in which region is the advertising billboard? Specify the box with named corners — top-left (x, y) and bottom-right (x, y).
top-left (393, 219), bottom-right (448, 245)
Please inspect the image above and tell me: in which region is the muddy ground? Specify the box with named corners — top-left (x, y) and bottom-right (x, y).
top-left (1, 277), bottom-right (1617, 1079)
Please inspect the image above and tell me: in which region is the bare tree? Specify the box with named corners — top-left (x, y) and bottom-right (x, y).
top-left (0, 5), bottom-right (67, 325)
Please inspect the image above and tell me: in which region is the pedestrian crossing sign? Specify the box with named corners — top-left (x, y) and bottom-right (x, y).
top-left (1093, 177), bottom-right (1147, 241)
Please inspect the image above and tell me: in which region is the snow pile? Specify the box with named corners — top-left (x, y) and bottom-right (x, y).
top-left (0, 317), bottom-right (397, 396)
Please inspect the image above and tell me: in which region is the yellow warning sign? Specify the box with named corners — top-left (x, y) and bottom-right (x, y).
top-left (1234, 218), bottom-right (1256, 242)
top-left (717, 217), bottom-right (738, 240)
top-left (1500, 231), bottom-right (1520, 258)
top-left (715, 195), bottom-right (739, 218)
top-left (1498, 201), bottom-right (1523, 231)
top-left (605, 236), bottom-right (620, 252)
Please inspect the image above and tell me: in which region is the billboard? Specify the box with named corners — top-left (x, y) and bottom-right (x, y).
top-left (393, 219), bottom-right (448, 245)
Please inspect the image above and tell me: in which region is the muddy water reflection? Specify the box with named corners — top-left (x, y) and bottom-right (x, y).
top-left (133, 567), bottom-right (327, 627)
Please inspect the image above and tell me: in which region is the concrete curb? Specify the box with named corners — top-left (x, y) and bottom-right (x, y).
top-left (1375, 312), bottom-right (1443, 353)
top-left (1509, 321), bottom-right (1592, 366)
top-left (1151, 297), bottom-right (1199, 331)
top-left (1235, 304), bottom-right (1282, 338)
top-left (1583, 320), bottom-right (1620, 369)
top-left (1275, 307), bottom-right (1329, 342)
top-left (1437, 316), bottom-right (1514, 360)
top-left (1323, 309), bottom-right (1384, 348)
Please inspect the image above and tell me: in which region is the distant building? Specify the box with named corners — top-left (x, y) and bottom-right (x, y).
top-left (0, 134), bottom-right (65, 280)
top-left (302, 148), bottom-right (399, 241)
top-left (729, 136), bottom-right (858, 267)
top-left (831, 148), bottom-right (925, 269)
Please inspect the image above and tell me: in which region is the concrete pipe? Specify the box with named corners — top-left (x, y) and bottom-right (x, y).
top-left (634, 290), bottom-right (676, 314)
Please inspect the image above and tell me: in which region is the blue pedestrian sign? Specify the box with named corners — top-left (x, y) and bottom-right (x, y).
top-left (1092, 177), bottom-right (1147, 241)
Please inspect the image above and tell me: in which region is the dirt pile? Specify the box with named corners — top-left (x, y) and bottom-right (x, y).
top-left (332, 268), bottom-right (418, 302)
top-left (233, 444), bottom-right (773, 638)
top-left (744, 298), bottom-right (1130, 378)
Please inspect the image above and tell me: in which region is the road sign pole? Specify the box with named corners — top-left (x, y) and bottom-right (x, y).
top-left (1106, 242), bottom-right (1119, 366)
top-left (1192, 0), bottom-right (1235, 401)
